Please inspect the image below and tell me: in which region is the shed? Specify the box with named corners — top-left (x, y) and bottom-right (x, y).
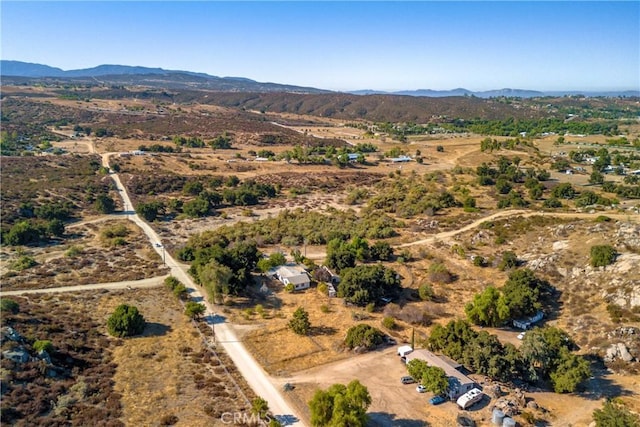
top-left (513, 311), bottom-right (544, 330)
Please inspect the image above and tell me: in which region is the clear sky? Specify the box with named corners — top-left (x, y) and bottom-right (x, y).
top-left (1, 1), bottom-right (638, 92)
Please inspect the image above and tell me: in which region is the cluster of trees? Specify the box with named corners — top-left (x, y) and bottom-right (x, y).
top-left (173, 136), bottom-right (206, 148)
top-left (590, 245), bottom-right (617, 267)
top-left (135, 178), bottom-right (278, 220)
top-left (192, 208), bottom-right (399, 248)
top-left (428, 320), bottom-right (590, 392)
top-left (366, 173), bottom-right (460, 218)
top-left (325, 237), bottom-right (393, 272)
top-left (337, 264), bottom-right (401, 306)
top-left (138, 144), bottom-right (179, 153)
top-left (480, 137), bottom-right (533, 152)
top-left (309, 380), bottom-right (371, 427)
top-left (450, 117), bottom-right (619, 137)
top-left (180, 237), bottom-right (260, 303)
top-left (465, 268), bottom-right (550, 327)
top-left (2, 199), bottom-right (82, 242)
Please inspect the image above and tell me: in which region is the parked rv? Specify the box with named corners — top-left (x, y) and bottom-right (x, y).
top-left (456, 388), bottom-right (484, 410)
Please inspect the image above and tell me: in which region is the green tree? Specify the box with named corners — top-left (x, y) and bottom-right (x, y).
top-left (0, 298), bottom-right (19, 314)
top-left (465, 286), bottom-right (510, 327)
top-left (338, 264), bottom-right (401, 306)
top-left (406, 359), bottom-right (429, 383)
top-left (107, 304), bottom-right (146, 337)
top-left (593, 400), bottom-right (640, 427)
top-left (344, 324), bottom-right (384, 350)
top-left (183, 197), bottom-right (210, 217)
top-left (199, 261), bottom-right (233, 304)
top-left (251, 396), bottom-right (269, 419)
top-left (94, 193), bottom-right (116, 214)
top-left (550, 349), bottom-right (591, 393)
top-left (184, 302), bottom-right (206, 320)
top-left (308, 380), bottom-right (371, 427)
top-left (289, 307), bottom-right (311, 335)
top-left (590, 245), bottom-right (616, 267)
top-left (589, 170), bottom-right (605, 185)
top-left (501, 269), bottom-right (546, 319)
top-left (136, 201), bottom-right (165, 221)
top-left (421, 365), bottom-right (449, 396)
top-left (5, 221), bottom-right (43, 246)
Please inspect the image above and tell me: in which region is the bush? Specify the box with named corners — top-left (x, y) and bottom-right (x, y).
top-left (418, 283), bottom-right (434, 301)
top-left (164, 276), bottom-right (181, 290)
top-left (382, 316), bottom-right (396, 330)
top-left (11, 255), bottom-right (37, 271)
top-left (345, 324), bottom-right (384, 350)
top-left (590, 245), bottom-right (616, 267)
top-left (33, 340), bottom-right (54, 353)
top-left (185, 302), bottom-right (206, 320)
top-left (65, 245), bottom-right (83, 257)
top-left (0, 298), bottom-right (19, 314)
top-left (428, 262), bottom-right (454, 284)
top-left (473, 255), bottom-right (486, 267)
top-left (288, 307), bottom-right (311, 335)
top-left (499, 251), bottom-right (518, 271)
top-left (107, 304), bottom-right (146, 337)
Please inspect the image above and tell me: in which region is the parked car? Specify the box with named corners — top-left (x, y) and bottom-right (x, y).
top-left (416, 385), bottom-right (427, 393)
top-left (517, 332), bottom-right (526, 340)
top-left (401, 376), bottom-right (415, 384)
top-left (430, 395), bottom-right (446, 405)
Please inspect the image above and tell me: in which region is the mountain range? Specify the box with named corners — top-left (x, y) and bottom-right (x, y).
top-left (2, 60), bottom-right (638, 98)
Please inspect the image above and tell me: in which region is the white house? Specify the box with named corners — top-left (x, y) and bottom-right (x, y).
top-left (270, 264), bottom-right (310, 291)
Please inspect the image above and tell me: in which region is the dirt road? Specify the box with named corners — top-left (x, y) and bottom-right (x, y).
top-left (101, 152), bottom-right (305, 426)
top-left (0, 276), bottom-right (166, 296)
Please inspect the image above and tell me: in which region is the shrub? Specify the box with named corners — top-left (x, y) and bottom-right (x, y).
top-left (11, 255), bottom-right (37, 271)
top-left (366, 302), bottom-right (376, 313)
top-left (65, 245), bottom-right (83, 257)
top-left (418, 283), bottom-right (434, 301)
top-left (33, 340), bottom-right (54, 353)
top-left (288, 307), bottom-right (311, 335)
top-left (164, 276), bottom-right (181, 290)
top-left (107, 304), bottom-right (146, 337)
top-left (428, 262), bottom-right (454, 284)
top-left (173, 284), bottom-right (188, 300)
top-left (345, 324), bottom-right (384, 350)
top-left (317, 282), bottom-right (328, 295)
top-left (185, 302), bottom-right (206, 320)
top-left (590, 245), bottom-right (616, 267)
top-left (473, 255), bottom-right (486, 267)
top-left (499, 251), bottom-right (518, 271)
top-left (320, 304), bottom-right (330, 314)
top-left (0, 298), bottom-right (19, 314)
top-left (382, 316), bottom-right (396, 330)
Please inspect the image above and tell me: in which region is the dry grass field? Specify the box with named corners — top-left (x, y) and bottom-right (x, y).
top-left (3, 86), bottom-right (639, 426)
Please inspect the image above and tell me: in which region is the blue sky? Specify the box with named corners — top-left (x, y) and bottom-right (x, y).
top-left (1, 1), bottom-right (638, 91)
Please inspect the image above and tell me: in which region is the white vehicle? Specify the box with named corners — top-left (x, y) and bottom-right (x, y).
top-left (517, 332), bottom-right (526, 340)
top-left (397, 345), bottom-right (413, 357)
top-left (416, 385), bottom-right (426, 393)
top-left (456, 388), bottom-right (484, 410)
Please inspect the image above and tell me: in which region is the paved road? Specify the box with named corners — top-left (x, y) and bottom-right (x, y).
top-left (101, 153), bottom-right (305, 426)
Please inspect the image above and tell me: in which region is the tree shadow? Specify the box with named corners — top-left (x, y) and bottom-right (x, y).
top-left (367, 412), bottom-right (430, 427)
top-left (578, 355), bottom-right (636, 401)
top-left (273, 414), bottom-right (300, 426)
top-left (310, 325), bottom-right (337, 336)
top-left (140, 322), bottom-right (171, 337)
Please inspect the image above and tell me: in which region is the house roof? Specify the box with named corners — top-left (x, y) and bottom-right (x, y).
top-left (271, 264), bottom-right (309, 284)
top-left (405, 349), bottom-right (475, 387)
